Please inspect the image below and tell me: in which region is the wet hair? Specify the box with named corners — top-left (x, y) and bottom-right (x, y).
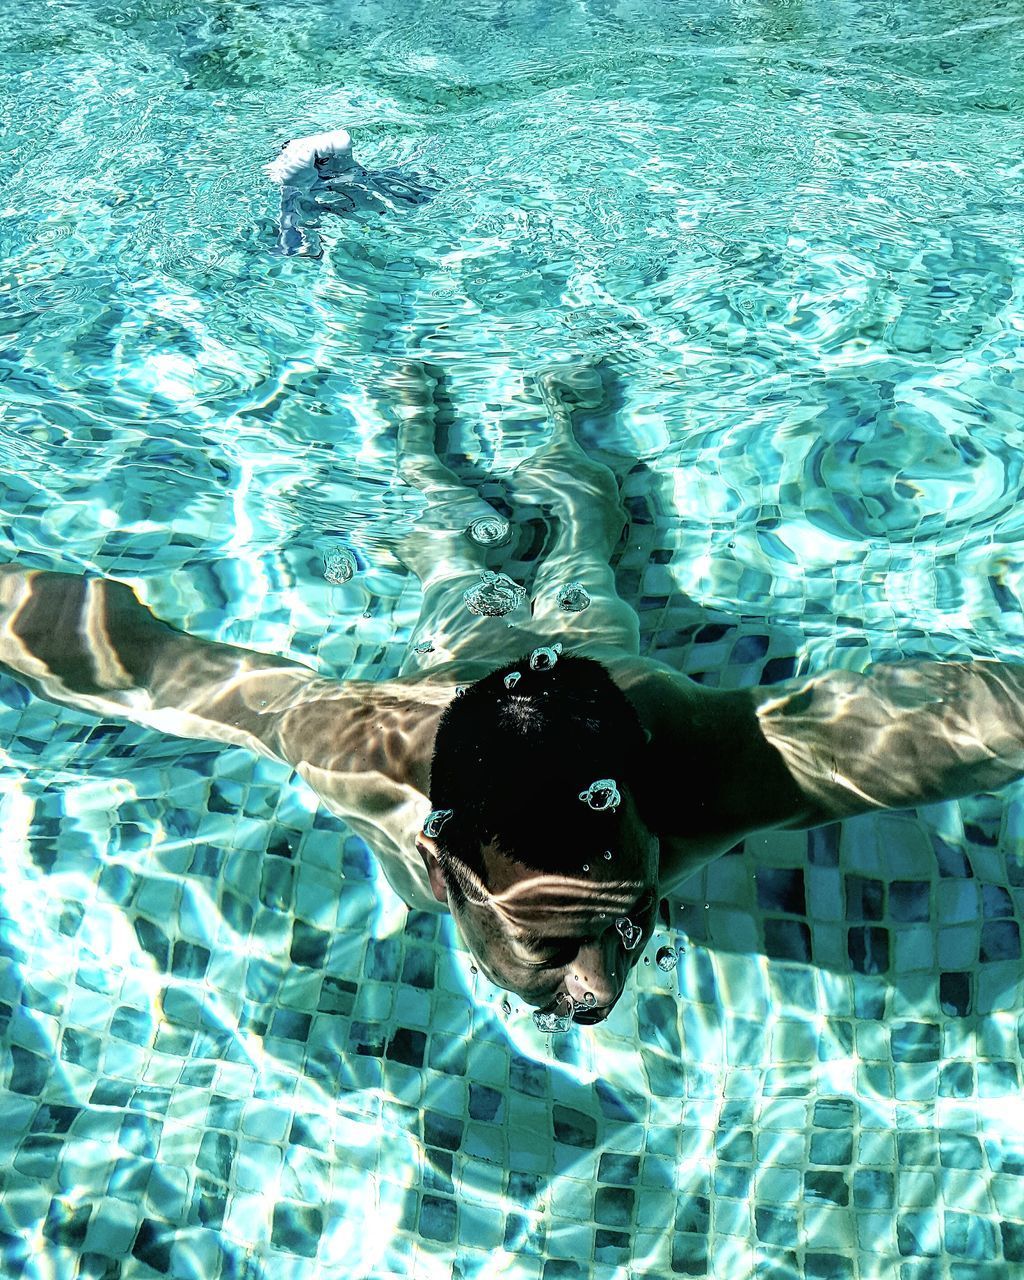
top-left (428, 654), bottom-right (648, 905)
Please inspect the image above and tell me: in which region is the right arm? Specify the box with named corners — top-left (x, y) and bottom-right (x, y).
top-left (0, 564), bottom-right (343, 766)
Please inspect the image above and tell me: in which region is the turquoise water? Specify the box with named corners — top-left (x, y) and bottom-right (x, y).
top-left (2, 0), bottom-right (1024, 1276)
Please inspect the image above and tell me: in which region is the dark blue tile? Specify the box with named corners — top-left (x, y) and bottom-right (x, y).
top-left (848, 926), bottom-right (888, 974)
top-left (980, 920), bottom-right (1020, 962)
top-left (552, 1106), bottom-right (596, 1149)
top-left (891, 1022), bottom-right (939, 1063)
top-left (940, 971), bottom-right (972, 1017)
top-left (754, 1206), bottom-right (797, 1247)
top-left (271, 1203), bottom-right (322, 1258)
top-left (420, 1196), bottom-right (456, 1243)
top-left (757, 868), bottom-right (806, 915)
top-left (764, 918), bottom-right (811, 963)
top-left (597, 1153), bottom-right (640, 1184)
top-left (845, 875), bottom-right (884, 920)
top-left (889, 881), bottom-right (930, 922)
top-left (594, 1186), bottom-right (634, 1228)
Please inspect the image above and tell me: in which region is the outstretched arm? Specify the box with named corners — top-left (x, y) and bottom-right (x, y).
top-left (744, 660), bottom-right (1024, 826)
top-left (0, 564), bottom-right (346, 767)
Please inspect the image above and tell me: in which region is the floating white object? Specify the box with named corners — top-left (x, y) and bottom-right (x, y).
top-left (265, 128), bottom-right (354, 185)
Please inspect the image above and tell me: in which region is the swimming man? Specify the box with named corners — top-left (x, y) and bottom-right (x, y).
top-left (2, 362), bottom-right (1024, 1028)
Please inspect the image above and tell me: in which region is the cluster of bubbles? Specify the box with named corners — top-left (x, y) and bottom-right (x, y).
top-left (578, 778), bottom-right (621, 811)
top-left (463, 571), bottom-right (526, 617)
top-left (423, 808), bottom-right (453, 838)
top-left (466, 515), bottom-right (512, 547)
top-left (323, 545), bottom-right (357, 584)
top-left (533, 993), bottom-right (577, 1035)
top-left (556, 581), bottom-right (591, 613)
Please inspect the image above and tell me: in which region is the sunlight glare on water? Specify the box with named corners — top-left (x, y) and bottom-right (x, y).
top-left (1, 1), bottom-right (1024, 1277)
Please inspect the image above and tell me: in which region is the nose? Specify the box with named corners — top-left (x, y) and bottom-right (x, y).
top-left (562, 938), bottom-right (621, 1012)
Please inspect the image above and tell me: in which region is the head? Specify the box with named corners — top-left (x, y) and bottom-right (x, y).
top-left (417, 653), bottom-right (660, 1025)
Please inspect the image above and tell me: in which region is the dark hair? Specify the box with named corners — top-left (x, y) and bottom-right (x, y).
top-left (428, 654), bottom-right (648, 902)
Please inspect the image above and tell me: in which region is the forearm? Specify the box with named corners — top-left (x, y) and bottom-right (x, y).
top-left (753, 660), bottom-right (1024, 821)
top-left (0, 565), bottom-right (325, 763)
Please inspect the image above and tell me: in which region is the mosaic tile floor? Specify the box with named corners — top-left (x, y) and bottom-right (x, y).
top-left (2, 464), bottom-right (1024, 1280)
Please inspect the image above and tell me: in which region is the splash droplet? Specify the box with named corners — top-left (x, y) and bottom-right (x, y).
top-left (323, 545), bottom-right (358, 583)
top-left (656, 946), bottom-right (678, 972)
top-left (529, 642), bottom-right (562, 672)
top-left (463, 571), bottom-right (526, 617)
top-left (615, 917), bottom-right (643, 950)
top-left (504, 671), bottom-right (522, 690)
top-left (466, 515), bottom-right (511, 547)
top-left (578, 778), bottom-right (621, 812)
top-left (532, 993), bottom-right (576, 1035)
top-left (557, 581), bottom-right (591, 613)
top-left (423, 808), bottom-right (453, 838)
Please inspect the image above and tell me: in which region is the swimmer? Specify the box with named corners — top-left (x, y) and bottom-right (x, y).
top-left (3, 361), bottom-right (1024, 1028)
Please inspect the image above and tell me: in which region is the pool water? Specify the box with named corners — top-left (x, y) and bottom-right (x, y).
top-left (2, 0), bottom-right (1024, 1276)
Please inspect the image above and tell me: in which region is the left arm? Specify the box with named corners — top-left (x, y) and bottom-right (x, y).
top-left (743, 660), bottom-right (1024, 826)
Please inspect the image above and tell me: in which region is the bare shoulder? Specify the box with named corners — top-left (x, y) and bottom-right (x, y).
top-left (601, 657), bottom-right (818, 844)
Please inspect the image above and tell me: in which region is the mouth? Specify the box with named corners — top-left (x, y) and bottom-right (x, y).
top-left (570, 1008), bottom-right (608, 1025)
top-left (570, 996), bottom-right (620, 1025)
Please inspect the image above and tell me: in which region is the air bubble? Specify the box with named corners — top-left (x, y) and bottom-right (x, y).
top-left (504, 671), bottom-right (522, 690)
top-left (582, 992), bottom-right (596, 1007)
top-left (615, 917), bottom-right (643, 950)
top-left (604, 851), bottom-right (612, 860)
top-left (423, 808), bottom-right (453, 838)
top-left (656, 946), bottom-right (678, 972)
top-left (413, 639), bottom-right (434, 655)
top-left (470, 964), bottom-right (478, 974)
top-left (532, 993), bottom-right (577, 1035)
top-left (529, 642), bottom-right (562, 672)
top-left (582, 864), bottom-right (590, 873)
top-left (466, 515), bottom-right (511, 547)
top-left (557, 581), bottom-right (591, 613)
top-left (463, 571), bottom-right (526, 617)
top-left (323, 545), bottom-right (358, 583)
top-left (501, 998), bottom-right (512, 1019)
top-left (578, 778), bottom-right (621, 812)
top-left (455, 686), bottom-right (467, 697)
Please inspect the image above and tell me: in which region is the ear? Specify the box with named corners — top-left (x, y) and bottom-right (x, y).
top-left (416, 835), bottom-right (450, 905)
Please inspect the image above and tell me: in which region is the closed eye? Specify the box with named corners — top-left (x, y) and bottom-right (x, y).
top-left (519, 942), bottom-right (578, 970)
